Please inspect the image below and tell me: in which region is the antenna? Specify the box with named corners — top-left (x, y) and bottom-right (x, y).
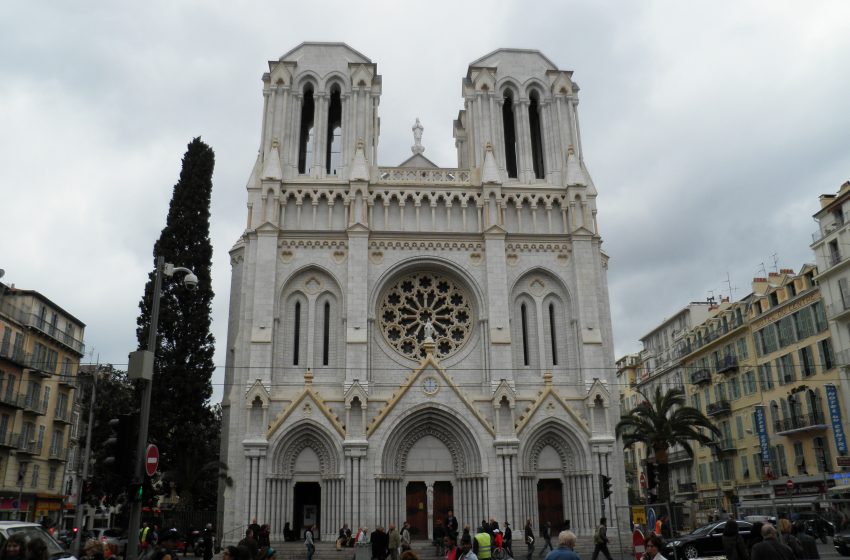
top-left (758, 263), bottom-right (767, 277)
top-left (771, 253), bottom-right (779, 273)
top-left (724, 272), bottom-right (737, 301)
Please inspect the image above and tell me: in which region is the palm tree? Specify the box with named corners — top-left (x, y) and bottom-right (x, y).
top-left (616, 386), bottom-right (720, 504)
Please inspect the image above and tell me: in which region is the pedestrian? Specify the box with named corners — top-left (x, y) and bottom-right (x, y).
top-left (259, 525), bottom-right (271, 549)
top-left (239, 530), bottom-right (259, 560)
top-left (202, 524), bottom-right (215, 560)
top-left (341, 524), bottom-right (354, 551)
top-left (591, 518), bottom-right (612, 560)
top-left (539, 523), bottom-right (552, 557)
top-left (459, 534), bottom-right (479, 560)
top-left (156, 529), bottom-right (182, 560)
top-left (778, 519), bottom-right (804, 559)
top-left (82, 540), bottom-right (104, 560)
top-left (444, 533), bottom-right (460, 560)
top-left (1, 535), bottom-right (26, 560)
top-left (524, 520), bottom-right (535, 560)
top-left (357, 528), bottom-right (369, 544)
top-left (401, 523), bottom-right (412, 552)
top-left (751, 524), bottom-right (795, 560)
top-left (722, 519), bottom-right (749, 560)
top-left (747, 522), bottom-right (764, 552)
top-left (249, 520), bottom-right (262, 539)
top-left (644, 535), bottom-right (667, 560)
top-left (473, 526), bottom-right (491, 560)
top-left (388, 524), bottom-right (401, 560)
top-left (461, 526), bottom-right (472, 549)
top-left (543, 531), bottom-right (579, 560)
top-left (305, 525), bottom-right (315, 560)
top-left (503, 522), bottom-right (513, 559)
top-left (445, 511), bottom-right (460, 541)
top-left (372, 526), bottom-right (389, 560)
top-left (792, 521), bottom-right (818, 560)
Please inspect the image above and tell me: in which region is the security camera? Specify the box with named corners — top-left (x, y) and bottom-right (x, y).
top-left (183, 272), bottom-right (199, 290)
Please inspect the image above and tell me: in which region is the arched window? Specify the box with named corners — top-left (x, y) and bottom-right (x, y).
top-left (548, 303), bottom-right (558, 366)
top-left (298, 85), bottom-right (315, 174)
top-left (326, 86), bottom-right (342, 175)
top-left (520, 303), bottom-right (530, 366)
top-left (529, 90), bottom-right (545, 179)
top-left (322, 301), bottom-right (331, 366)
top-left (293, 301), bottom-right (302, 365)
top-left (502, 91), bottom-right (518, 179)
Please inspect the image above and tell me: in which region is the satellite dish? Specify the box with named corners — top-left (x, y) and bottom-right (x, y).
top-left (0, 269), bottom-right (5, 279)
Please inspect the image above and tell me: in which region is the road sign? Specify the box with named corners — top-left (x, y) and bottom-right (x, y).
top-left (145, 444), bottom-right (159, 477)
top-left (632, 506), bottom-right (647, 525)
top-left (837, 456), bottom-right (850, 467)
top-left (640, 472), bottom-right (647, 489)
top-left (786, 479), bottom-right (794, 490)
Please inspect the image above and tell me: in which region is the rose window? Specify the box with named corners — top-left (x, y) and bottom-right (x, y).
top-left (379, 272), bottom-right (473, 360)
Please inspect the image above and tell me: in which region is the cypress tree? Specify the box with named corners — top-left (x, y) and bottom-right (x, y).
top-left (135, 137), bottom-right (216, 505)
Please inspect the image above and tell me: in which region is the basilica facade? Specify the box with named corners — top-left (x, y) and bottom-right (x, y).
top-left (220, 43), bottom-right (624, 542)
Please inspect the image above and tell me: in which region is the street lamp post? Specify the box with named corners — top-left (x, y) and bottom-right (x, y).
top-left (126, 256), bottom-right (197, 560)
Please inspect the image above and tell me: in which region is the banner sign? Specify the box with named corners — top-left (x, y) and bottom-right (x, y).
top-left (826, 384), bottom-right (847, 454)
top-left (754, 405), bottom-right (771, 463)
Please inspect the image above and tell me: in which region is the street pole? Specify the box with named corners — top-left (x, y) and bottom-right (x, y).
top-left (72, 364), bottom-right (98, 557)
top-left (126, 256), bottom-right (164, 560)
top-left (711, 444), bottom-right (723, 518)
top-left (16, 462), bottom-right (28, 521)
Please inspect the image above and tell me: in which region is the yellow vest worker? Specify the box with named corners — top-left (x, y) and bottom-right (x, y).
top-left (474, 532), bottom-right (492, 559)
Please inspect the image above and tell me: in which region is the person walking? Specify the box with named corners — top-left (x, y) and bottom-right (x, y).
top-left (543, 531), bottom-right (579, 560)
top-left (445, 512), bottom-right (460, 542)
top-left (444, 534), bottom-right (460, 560)
top-left (388, 524), bottom-right (401, 560)
top-left (503, 522), bottom-right (513, 559)
top-left (473, 526), bottom-right (492, 560)
top-left (401, 523), bottom-right (412, 552)
top-left (722, 520), bottom-right (749, 560)
top-left (644, 535), bottom-right (667, 560)
top-left (459, 535), bottom-right (479, 560)
top-left (305, 526), bottom-right (315, 560)
top-left (539, 523), bottom-right (552, 557)
top-left (202, 524), bottom-right (215, 560)
top-left (751, 524), bottom-right (795, 560)
top-left (591, 518), bottom-right (613, 560)
top-left (524, 520), bottom-right (535, 560)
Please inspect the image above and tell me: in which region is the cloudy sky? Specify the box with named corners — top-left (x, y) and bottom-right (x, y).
top-left (3, 2), bottom-right (849, 402)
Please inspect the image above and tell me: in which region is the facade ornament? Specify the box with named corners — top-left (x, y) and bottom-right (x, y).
top-left (412, 118), bottom-right (425, 154)
top-left (423, 319), bottom-right (434, 341)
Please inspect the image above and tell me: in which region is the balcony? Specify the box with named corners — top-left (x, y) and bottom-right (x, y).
top-left (54, 406), bottom-right (72, 424)
top-left (706, 400), bottom-right (731, 417)
top-left (667, 450), bottom-right (695, 464)
top-left (691, 369), bottom-right (712, 385)
top-left (0, 390), bottom-right (22, 409)
top-left (717, 355), bottom-right (739, 375)
top-left (57, 375), bottom-right (78, 389)
top-left (19, 394), bottom-right (47, 416)
top-left (13, 434), bottom-right (42, 455)
top-left (0, 342), bottom-right (27, 367)
top-left (0, 300), bottom-right (85, 355)
top-left (677, 481), bottom-right (698, 494)
top-left (0, 431), bottom-right (16, 448)
top-left (774, 412), bottom-right (828, 435)
top-left (717, 438), bottom-right (738, 453)
top-left (48, 446), bottom-right (68, 461)
top-left (812, 220), bottom-right (845, 244)
top-left (376, 166), bottom-right (471, 186)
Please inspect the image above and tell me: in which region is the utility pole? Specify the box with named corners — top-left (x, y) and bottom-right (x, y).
top-left (72, 361), bottom-right (99, 557)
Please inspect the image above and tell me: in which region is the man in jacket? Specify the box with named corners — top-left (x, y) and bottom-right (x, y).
top-left (752, 524), bottom-right (795, 560)
top-left (591, 517), bottom-right (612, 560)
top-left (539, 523), bottom-right (553, 557)
top-left (388, 524), bottom-right (401, 560)
top-left (445, 511), bottom-right (459, 541)
top-left (371, 526), bottom-right (389, 560)
top-left (543, 531), bottom-right (579, 560)
top-left (473, 527), bottom-right (492, 560)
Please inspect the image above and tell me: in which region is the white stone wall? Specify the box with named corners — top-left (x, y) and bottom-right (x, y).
top-left (220, 43), bottom-right (626, 544)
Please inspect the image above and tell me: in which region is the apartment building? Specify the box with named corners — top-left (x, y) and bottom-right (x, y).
top-left (616, 353), bottom-right (642, 503)
top-left (681, 267), bottom-right (844, 523)
top-left (0, 283), bottom-right (84, 522)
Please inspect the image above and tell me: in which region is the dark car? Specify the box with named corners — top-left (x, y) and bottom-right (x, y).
top-left (795, 512), bottom-right (834, 542)
top-left (835, 529), bottom-right (850, 556)
top-left (663, 520), bottom-right (753, 560)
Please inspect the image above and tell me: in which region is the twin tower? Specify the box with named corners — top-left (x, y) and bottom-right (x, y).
top-left (220, 42), bottom-right (623, 543)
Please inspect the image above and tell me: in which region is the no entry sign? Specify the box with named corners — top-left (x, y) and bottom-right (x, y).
top-left (145, 444), bottom-right (159, 477)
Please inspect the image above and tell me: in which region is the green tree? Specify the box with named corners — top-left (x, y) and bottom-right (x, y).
top-left (135, 137), bottom-right (218, 508)
top-left (616, 386), bottom-right (720, 504)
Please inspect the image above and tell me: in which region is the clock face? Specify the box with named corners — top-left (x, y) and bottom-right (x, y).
top-left (423, 376), bottom-right (439, 395)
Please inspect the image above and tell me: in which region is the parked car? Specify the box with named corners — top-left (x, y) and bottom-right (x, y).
top-left (834, 528), bottom-right (850, 556)
top-left (0, 522), bottom-right (77, 560)
top-left (795, 511), bottom-right (835, 541)
top-left (662, 520), bottom-right (754, 560)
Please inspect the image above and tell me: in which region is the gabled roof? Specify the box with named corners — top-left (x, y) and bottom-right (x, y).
top-left (266, 370), bottom-right (346, 438)
top-left (277, 42), bottom-right (371, 64)
top-left (398, 153), bottom-right (439, 168)
top-left (468, 48), bottom-right (559, 72)
top-left (366, 349), bottom-right (495, 437)
top-left (514, 373), bottom-right (590, 436)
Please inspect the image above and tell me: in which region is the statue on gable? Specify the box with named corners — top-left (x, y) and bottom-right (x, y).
top-left (412, 118), bottom-right (425, 154)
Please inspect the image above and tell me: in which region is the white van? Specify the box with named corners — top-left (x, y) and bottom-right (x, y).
top-left (0, 522), bottom-right (77, 560)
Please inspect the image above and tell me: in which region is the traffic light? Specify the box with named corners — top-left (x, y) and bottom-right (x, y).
top-left (127, 478), bottom-right (156, 505)
top-left (646, 463), bottom-right (658, 490)
top-left (103, 413), bottom-right (139, 485)
top-left (600, 475), bottom-right (613, 499)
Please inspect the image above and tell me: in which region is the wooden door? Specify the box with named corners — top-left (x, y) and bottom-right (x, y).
top-left (537, 479), bottom-right (563, 534)
top-left (433, 481), bottom-right (454, 539)
top-left (406, 481), bottom-right (428, 540)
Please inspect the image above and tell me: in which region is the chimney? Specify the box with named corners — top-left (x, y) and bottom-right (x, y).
top-left (779, 268), bottom-right (794, 275)
top-left (752, 277), bottom-right (768, 293)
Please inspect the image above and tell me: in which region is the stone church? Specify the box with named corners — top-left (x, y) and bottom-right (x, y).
top-left (220, 42), bottom-right (624, 542)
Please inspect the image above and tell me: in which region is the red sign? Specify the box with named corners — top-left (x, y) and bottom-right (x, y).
top-left (786, 479), bottom-right (794, 490)
top-left (633, 529), bottom-right (645, 560)
top-left (145, 444), bottom-right (159, 477)
top-left (640, 472), bottom-right (647, 489)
